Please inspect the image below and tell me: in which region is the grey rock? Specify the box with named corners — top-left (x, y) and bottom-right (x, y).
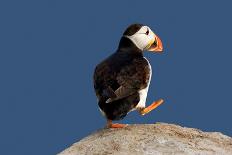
top-left (58, 123), bottom-right (232, 155)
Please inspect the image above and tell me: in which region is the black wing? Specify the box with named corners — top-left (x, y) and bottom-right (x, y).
top-left (94, 53), bottom-right (150, 103)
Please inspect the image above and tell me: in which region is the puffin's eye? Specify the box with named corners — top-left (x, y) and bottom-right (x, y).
top-left (145, 29), bottom-right (149, 35)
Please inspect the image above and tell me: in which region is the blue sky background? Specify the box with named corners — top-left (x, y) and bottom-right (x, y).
top-left (0, 0), bottom-right (232, 154)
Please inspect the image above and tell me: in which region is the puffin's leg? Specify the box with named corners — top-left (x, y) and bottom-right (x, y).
top-left (106, 119), bottom-right (127, 128)
top-left (139, 99), bottom-right (164, 115)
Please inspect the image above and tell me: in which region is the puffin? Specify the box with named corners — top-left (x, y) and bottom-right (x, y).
top-left (93, 24), bottom-right (164, 128)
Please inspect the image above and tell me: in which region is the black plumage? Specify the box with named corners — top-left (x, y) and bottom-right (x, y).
top-left (93, 35), bottom-right (151, 120)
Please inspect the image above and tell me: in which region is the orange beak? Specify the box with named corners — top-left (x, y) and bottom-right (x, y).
top-left (147, 35), bottom-right (163, 52)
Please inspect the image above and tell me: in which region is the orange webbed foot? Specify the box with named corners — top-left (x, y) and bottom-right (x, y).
top-left (108, 123), bottom-right (128, 128)
top-left (140, 99), bottom-right (164, 115)
top-left (106, 120), bottom-right (128, 128)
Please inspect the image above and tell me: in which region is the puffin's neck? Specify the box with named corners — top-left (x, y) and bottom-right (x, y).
top-left (117, 37), bottom-right (143, 55)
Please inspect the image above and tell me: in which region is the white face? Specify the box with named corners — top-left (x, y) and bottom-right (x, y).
top-left (124, 26), bottom-right (156, 51)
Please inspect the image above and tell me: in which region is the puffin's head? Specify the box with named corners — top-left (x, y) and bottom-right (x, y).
top-left (122, 24), bottom-right (163, 52)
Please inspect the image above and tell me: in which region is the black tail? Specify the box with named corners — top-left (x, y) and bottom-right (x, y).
top-left (98, 93), bottom-right (140, 121)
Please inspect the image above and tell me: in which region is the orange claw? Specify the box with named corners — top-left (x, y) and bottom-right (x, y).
top-left (107, 120), bottom-right (128, 128)
top-left (109, 123), bottom-right (128, 128)
top-left (140, 99), bottom-right (164, 115)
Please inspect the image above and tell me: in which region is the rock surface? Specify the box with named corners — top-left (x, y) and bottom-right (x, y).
top-left (58, 123), bottom-right (232, 155)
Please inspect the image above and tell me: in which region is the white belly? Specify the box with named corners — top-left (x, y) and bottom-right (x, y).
top-left (136, 57), bottom-right (152, 109)
top-left (136, 87), bottom-right (149, 109)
